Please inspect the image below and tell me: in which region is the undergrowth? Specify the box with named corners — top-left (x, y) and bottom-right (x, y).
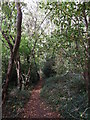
top-left (2, 87), bottom-right (32, 118)
top-left (40, 73), bottom-right (88, 120)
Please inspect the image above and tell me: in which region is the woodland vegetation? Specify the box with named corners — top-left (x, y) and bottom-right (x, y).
top-left (0, 1), bottom-right (90, 119)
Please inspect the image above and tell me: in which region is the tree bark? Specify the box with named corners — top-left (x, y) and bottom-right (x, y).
top-left (2, 52), bottom-right (14, 104)
top-left (83, 3), bottom-right (90, 119)
top-left (14, 52), bottom-right (22, 90)
top-left (2, 2), bottom-right (22, 104)
top-left (88, 34), bottom-right (90, 120)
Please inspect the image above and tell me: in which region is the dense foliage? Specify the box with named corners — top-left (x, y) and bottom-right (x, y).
top-left (41, 73), bottom-right (88, 119)
top-left (43, 57), bottom-right (56, 78)
top-left (1, 1), bottom-right (90, 119)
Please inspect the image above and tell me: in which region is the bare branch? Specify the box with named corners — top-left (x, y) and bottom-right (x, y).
top-left (2, 31), bottom-right (13, 51)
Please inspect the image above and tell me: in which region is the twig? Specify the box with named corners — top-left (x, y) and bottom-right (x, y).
top-left (67, 111), bottom-right (80, 120)
top-left (81, 107), bottom-right (89, 116)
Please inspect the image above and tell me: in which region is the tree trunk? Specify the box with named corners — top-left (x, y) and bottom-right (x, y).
top-left (83, 67), bottom-right (88, 90)
top-left (14, 52), bottom-right (22, 90)
top-left (83, 3), bottom-right (90, 119)
top-left (25, 67), bottom-right (31, 89)
top-left (2, 52), bottom-right (14, 104)
top-left (2, 2), bottom-right (22, 104)
top-left (88, 35), bottom-right (90, 120)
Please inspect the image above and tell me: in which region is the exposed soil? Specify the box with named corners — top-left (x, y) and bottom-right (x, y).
top-left (21, 79), bottom-right (60, 118)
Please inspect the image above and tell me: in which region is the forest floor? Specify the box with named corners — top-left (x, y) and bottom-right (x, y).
top-left (21, 79), bottom-right (60, 118)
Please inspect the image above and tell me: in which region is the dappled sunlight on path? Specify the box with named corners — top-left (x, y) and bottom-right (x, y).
top-left (21, 79), bottom-right (60, 118)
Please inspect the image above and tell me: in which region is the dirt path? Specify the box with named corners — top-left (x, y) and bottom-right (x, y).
top-left (21, 79), bottom-right (60, 118)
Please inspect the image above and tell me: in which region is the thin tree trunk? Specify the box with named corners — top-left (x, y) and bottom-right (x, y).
top-left (87, 16), bottom-right (90, 118)
top-left (14, 52), bottom-right (22, 90)
top-left (88, 35), bottom-right (90, 120)
top-left (83, 61), bottom-right (88, 90)
top-left (25, 67), bottom-right (31, 89)
top-left (83, 3), bottom-right (90, 119)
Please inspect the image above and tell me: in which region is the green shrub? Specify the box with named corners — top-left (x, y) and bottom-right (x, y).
top-left (40, 73), bottom-right (88, 119)
top-left (43, 58), bottom-right (56, 78)
top-left (30, 62), bottom-right (40, 84)
top-left (3, 88), bottom-right (31, 118)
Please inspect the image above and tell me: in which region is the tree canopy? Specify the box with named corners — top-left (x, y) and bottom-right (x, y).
top-left (1, 1), bottom-right (90, 119)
